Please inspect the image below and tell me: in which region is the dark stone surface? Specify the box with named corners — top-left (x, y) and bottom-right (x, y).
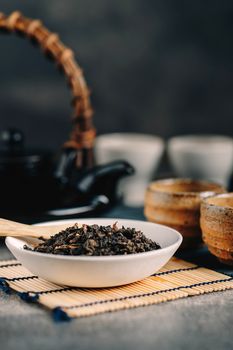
top-left (0, 206), bottom-right (232, 350)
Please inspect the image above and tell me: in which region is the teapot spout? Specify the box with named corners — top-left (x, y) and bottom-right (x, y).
top-left (76, 160), bottom-right (134, 203)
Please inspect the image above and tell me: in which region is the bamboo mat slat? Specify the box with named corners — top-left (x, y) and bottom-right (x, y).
top-left (0, 257), bottom-right (232, 321)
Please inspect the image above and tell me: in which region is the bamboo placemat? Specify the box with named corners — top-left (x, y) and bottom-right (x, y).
top-left (0, 258), bottom-right (232, 321)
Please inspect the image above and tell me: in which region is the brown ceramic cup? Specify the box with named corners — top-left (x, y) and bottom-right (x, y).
top-left (200, 193), bottom-right (233, 265)
top-left (144, 178), bottom-right (225, 249)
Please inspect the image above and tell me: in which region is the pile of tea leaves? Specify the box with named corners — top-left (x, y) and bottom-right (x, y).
top-left (25, 222), bottom-right (161, 256)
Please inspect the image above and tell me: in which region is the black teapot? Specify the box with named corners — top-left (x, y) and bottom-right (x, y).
top-left (0, 129), bottom-right (134, 218)
top-left (0, 12), bottom-right (135, 219)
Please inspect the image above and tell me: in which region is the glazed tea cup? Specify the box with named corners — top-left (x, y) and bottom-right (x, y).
top-left (144, 178), bottom-right (225, 249)
top-left (95, 133), bottom-right (164, 206)
top-left (168, 135), bottom-right (233, 187)
top-left (201, 193), bottom-right (233, 265)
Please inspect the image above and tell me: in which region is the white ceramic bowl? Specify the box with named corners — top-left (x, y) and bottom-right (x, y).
top-left (6, 218), bottom-right (182, 288)
top-left (168, 135), bottom-right (233, 186)
top-left (95, 133), bottom-right (164, 206)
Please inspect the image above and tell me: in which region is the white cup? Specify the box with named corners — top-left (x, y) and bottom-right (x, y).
top-left (95, 133), bottom-right (164, 206)
top-left (168, 135), bottom-right (233, 187)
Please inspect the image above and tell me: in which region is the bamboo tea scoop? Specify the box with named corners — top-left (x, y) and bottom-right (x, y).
top-left (0, 218), bottom-right (75, 239)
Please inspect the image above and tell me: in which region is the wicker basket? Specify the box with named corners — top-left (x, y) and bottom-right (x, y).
top-left (0, 11), bottom-right (96, 169)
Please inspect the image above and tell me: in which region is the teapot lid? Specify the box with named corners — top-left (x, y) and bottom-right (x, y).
top-left (0, 128), bottom-right (50, 166)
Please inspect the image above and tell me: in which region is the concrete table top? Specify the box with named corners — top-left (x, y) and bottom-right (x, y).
top-left (0, 206), bottom-right (232, 350)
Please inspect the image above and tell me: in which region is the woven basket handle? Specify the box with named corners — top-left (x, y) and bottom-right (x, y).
top-left (0, 11), bottom-right (95, 169)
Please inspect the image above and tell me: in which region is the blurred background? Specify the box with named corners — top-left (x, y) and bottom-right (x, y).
top-left (0, 0), bottom-right (233, 150)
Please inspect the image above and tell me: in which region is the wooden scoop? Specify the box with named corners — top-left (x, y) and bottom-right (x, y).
top-left (0, 218), bottom-right (76, 239)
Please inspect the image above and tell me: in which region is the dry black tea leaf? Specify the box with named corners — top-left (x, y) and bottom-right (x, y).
top-left (24, 222), bottom-right (161, 256)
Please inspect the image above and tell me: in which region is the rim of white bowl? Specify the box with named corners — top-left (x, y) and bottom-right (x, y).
top-left (6, 218), bottom-right (182, 262)
top-left (168, 135), bottom-right (233, 151)
top-left (95, 133), bottom-right (164, 148)
top-left (147, 178), bottom-right (226, 197)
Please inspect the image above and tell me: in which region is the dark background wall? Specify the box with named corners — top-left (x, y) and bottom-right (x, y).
top-left (0, 0), bottom-right (233, 150)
